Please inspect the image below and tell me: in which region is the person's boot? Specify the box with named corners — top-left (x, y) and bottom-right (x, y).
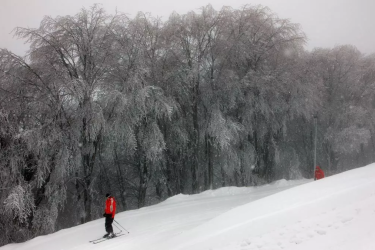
top-left (103, 233), bottom-right (109, 238)
top-left (109, 232), bottom-right (115, 238)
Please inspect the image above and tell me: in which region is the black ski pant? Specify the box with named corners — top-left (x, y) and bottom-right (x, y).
top-left (105, 214), bottom-right (114, 233)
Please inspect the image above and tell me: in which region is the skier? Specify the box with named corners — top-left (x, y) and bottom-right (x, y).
top-left (314, 166), bottom-right (325, 180)
top-left (103, 193), bottom-right (116, 238)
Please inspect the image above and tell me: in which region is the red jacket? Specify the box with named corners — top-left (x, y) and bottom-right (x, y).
top-left (315, 166), bottom-right (325, 180)
top-left (105, 196), bottom-right (116, 218)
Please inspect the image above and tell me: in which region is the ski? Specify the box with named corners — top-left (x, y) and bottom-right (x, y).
top-left (89, 230), bottom-right (123, 242)
top-left (89, 236), bottom-right (105, 243)
top-left (90, 233), bottom-right (125, 244)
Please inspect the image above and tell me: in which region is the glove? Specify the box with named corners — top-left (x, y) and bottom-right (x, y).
top-left (103, 213), bottom-right (106, 217)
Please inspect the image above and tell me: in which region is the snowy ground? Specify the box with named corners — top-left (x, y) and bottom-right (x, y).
top-left (3, 164), bottom-right (375, 250)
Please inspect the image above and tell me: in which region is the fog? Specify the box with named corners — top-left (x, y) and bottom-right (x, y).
top-left (1, 0), bottom-right (374, 56)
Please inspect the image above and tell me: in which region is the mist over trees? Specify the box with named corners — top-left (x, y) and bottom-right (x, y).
top-left (1, 4), bottom-right (374, 246)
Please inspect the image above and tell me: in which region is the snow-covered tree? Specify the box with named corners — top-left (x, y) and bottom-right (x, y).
top-left (308, 45), bottom-right (371, 174)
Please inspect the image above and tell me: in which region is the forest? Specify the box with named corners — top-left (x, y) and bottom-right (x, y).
top-left (0, 4), bottom-right (374, 246)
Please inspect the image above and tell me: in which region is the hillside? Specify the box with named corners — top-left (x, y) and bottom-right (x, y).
top-left (3, 164), bottom-right (375, 250)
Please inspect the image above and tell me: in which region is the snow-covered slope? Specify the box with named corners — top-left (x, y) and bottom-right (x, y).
top-left (165, 164), bottom-right (375, 250)
top-left (2, 164), bottom-right (375, 250)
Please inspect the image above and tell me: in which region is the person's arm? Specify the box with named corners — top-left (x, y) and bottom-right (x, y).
top-left (112, 200), bottom-right (116, 218)
top-left (104, 199), bottom-right (108, 216)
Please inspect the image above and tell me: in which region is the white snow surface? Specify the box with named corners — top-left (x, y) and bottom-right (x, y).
top-left (3, 164), bottom-right (375, 250)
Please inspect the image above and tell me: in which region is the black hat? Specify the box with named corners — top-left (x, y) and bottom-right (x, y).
top-left (105, 193), bottom-right (110, 198)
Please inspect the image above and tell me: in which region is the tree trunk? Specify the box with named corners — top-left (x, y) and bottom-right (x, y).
top-left (239, 142), bottom-right (246, 186)
top-left (221, 164), bottom-right (226, 187)
top-left (114, 146), bottom-right (127, 211)
top-left (83, 183), bottom-right (92, 223)
top-left (138, 169), bottom-right (148, 208)
top-left (137, 159), bottom-right (148, 208)
top-left (164, 146), bottom-right (176, 197)
top-left (206, 134), bottom-right (214, 190)
top-left (191, 79), bottom-right (200, 194)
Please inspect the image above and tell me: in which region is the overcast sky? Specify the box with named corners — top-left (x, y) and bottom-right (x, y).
top-left (1, 0), bottom-right (374, 56)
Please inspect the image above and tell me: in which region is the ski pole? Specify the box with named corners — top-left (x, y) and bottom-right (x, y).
top-left (114, 220), bottom-right (129, 234)
top-left (113, 223), bottom-right (122, 234)
top-left (114, 219), bottom-right (130, 233)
